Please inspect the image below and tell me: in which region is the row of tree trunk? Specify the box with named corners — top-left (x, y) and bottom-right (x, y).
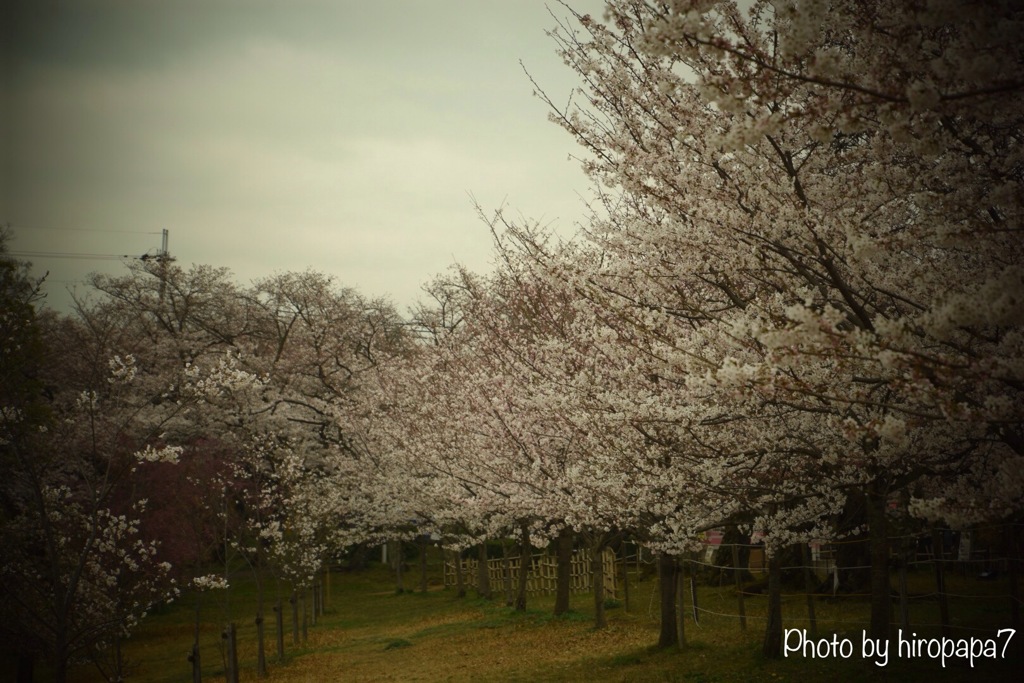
top-left (394, 519), bottom-right (1024, 660)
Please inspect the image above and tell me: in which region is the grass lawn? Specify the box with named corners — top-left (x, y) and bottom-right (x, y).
top-left (59, 553), bottom-right (1023, 682)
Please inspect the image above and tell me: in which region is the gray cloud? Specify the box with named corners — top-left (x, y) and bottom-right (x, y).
top-left (5, 1), bottom-right (605, 312)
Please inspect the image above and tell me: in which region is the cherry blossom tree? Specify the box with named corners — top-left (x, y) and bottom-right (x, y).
top-left (5, 259), bottom-right (407, 677)
top-left (533, 0), bottom-right (1023, 649)
top-left (1, 328), bottom-right (192, 682)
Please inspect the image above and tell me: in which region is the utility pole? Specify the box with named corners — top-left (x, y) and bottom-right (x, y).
top-left (155, 229), bottom-right (173, 303)
top-left (138, 229), bottom-right (171, 264)
top-left (136, 229), bottom-right (175, 311)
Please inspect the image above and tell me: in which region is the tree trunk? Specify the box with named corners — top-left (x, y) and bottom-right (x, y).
top-left (255, 612), bottom-right (268, 678)
top-left (707, 526), bottom-right (751, 584)
top-left (454, 550), bottom-right (466, 598)
top-left (657, 553), bottom-right (678, 648)
top-left (113, 630), bottom-right (124, 683)
top-left (419, 537), bottom-right (429, 593)
top-left (801, 543), bottom-right (817, 639)
top-left (515, 523), bottom-right (530, 611)
top-left (732, 542), bottom-right (746, 630)
top-left (591, 541), bottom-right (607, 629)
top-left (54, 623), bottom-right (68, 683)
top-left (762, 551), bottom-right (783, 658)
top-left (223, 622), bottom-right (239, 683)
top-left (501, 543), bottom-right (514, 606)
top-left (866, 481), bottom-right (892, 642)
top-left (255, 565), bottom-right (267, 677)
top-left (835, 492), bottom-right (871, 592)
top-left (932, 527), bottom-right (950, 636)
top-left (554, 528), bottom-right (573, 616)
top-left (688, 560), bottom-right (699, 624)
top-left (15, 654), bottom-right (34, 683)
top-left (619, 544), bottom-right (630, 613)
top-left (193, 595), bottom-right (204, 679)
top-left (395, 540), bottom-right (405, 593)
top-left (1008, 522), bottom-right (1020, 629)
top-left (301, 590), bottom-right (308, 642)
top-left (675, 557), bottom-right (687, 649)
top-left (290, 589), bottom-right (299, 645)
top-left (476, 543), bottom-right (492, 600)
top-left (189, 643), bottom-right (201, 683)
top-left (255, 544), bottom-right (268, 676)
top-left (898, 537), bottom-right (910, 632)
top-left (274, 599), bottom-right (284, 662)
top-left (311, 584), bottom-right (318, 626)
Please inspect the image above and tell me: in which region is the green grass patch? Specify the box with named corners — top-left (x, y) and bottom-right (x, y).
top-left (607, 650), bottom-right (645, 667)
top-left (382, 638), bottom-right (413, 651)
top-left (54, 554), bottom-right (1022, 682)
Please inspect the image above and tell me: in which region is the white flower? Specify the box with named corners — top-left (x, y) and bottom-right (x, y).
top-left (192, 575), bottom-right (229, 591)
top-left (134, 445), bottom-right (183, 465)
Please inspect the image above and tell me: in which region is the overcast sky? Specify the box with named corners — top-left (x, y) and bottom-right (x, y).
top-left (3, 0), bottom-right (606, 313)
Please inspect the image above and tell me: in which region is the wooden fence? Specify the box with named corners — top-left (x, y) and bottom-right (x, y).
top-left (444, 548), bottom-right (618, 599)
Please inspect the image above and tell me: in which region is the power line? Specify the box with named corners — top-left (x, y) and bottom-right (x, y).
top-left (8, 250), bottom-right (141, 261)
top-left (12, 226), bottom-right (163, 235)
top-left (9, 229), bottom-right (173, 264)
